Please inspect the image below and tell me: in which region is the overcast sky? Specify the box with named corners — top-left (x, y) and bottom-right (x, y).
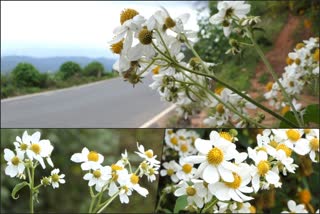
top-left (1, 1), bottom-right (208, 58)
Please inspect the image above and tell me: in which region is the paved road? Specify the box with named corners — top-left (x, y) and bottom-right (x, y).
top-left (1, 76), bottom-right (171, 128)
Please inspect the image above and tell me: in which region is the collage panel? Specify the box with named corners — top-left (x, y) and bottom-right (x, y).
top-left (1, 129), bottom-right (164, 213)
top-left (156, 129), bottom-right (319, 213)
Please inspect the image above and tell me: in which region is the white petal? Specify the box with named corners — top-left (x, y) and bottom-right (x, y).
top-left (236, 189), bottom-right (253, 201)
top-left (266, 171), bottom-right (280, 184)
top-left (294, 139), bottom-right (310, 155)
top-left (203, 165), bottom-right (219, 184)
top-left (5, 165), bottom-right (18, 177)
top-left (22, 131), bottom-right (30, 144)
top-left (83, 173), bottom-right (93, 180)
top-left (195, 139), bottom-right (212, 155)
top-left (229, 189), bottom-right (243, 202)
top-left (218, 165), bottom-right (234, 182)
top-left (31, 131), bottom-right (41, 144)
top-left (4, 149), bottom-right (14, 162)
top-left (174, 187), bottom-right (186, 197)
top-left (71, 153), bottom-right (85, 163)
top-left (288, 200), bottom-right (296, 211)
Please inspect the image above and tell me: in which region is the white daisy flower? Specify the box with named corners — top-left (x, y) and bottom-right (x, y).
top-left (176, 159), bottom-right (196, 181)
top-left (25, 131), bottom-right (54, 169)
top-left (13, 131), bottom-right (31, 154)
top-left (209, 1), bottom-right (251, 37)
top-left (70, 147), bottom-right (104, 170)
top-left (184, 131), bottom-right (239, 184)
top-left (83, 166), bottom-right (112, 192)
top-left (108, 164), bottom-right (127, 199)
top-left (135, 143), bottom-right (160, 167)
top-left (174, 180), bottom-right (206, 208)
top-left (160, 160), bottom-right (180, 183)
top-left (296, 132), bottom-right (319, 162)
top-left (281, 200), bottom-right (308, 213)
top-left (50, 168), bottom-right (65, 189)
top-left (272, 129), bottom-right (307, 151)
top-left (209, 163), bottom-right (253, 202)
top-left (4, 149), bottom-right (25, 178)
top-left (248, 148), bottom-right (280, 192)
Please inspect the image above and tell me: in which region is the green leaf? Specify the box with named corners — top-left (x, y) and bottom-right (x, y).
top-left (174, 195), bottom-right (188, 213)
top-left (11, 181), bottom-right (29, 200)
top-left (279, 111), bottom-right (298, 128)
top-left (303, 104), bottom-right (319, 125)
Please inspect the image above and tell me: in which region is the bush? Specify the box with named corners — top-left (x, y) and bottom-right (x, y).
top-left (57, 61), bottom-right (82, 80)
top-left (83, 61), bottom-right (105, 78)
top-left (11, 63), bottom-right (41, 87)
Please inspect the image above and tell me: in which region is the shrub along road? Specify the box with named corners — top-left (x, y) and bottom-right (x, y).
top-left (1, 76), bottom-right (171, 128)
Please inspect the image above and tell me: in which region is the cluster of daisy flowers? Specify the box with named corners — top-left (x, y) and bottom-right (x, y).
top-left (159, 129), bottom-right (319, 213)
top-left (70, 143), bottom-right (160, 208)
top-left (4, 131), bottom-right (65, 189)
top-left (264, 37), bottom-right (320, 113)
top-left (109, 3), bottom-right (266, 127)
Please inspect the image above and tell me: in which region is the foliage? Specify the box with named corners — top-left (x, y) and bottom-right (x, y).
top-left (10, 63), bottom-right (41, 87)
top-left (83, 61), bottom-right (105, 78)
top-left (57, 61), bottom-right (82, 80)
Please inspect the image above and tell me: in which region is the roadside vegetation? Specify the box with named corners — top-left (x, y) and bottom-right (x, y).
top-left (1, 61), bottom-right (118, 99)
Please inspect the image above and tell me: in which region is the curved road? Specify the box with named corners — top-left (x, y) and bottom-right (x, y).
top-left (1, 76), bottom-right (172, 128)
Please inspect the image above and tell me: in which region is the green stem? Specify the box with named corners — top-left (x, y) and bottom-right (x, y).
top-left (246, 27), bottom-right (303, 127)
top-left (27, 165), bottom-right (34, 213)
top-left (178, 68), bottom-right (266, 128)
top-left (154, 29), bottom-right (171, 58)
top-left (183, 34), bottom-right (298, 127)
top-left (201, 198), bottom-right (218, 213)
top-left (175, 59), bottom-right (297, 128)
top-left (96, 191), bottom-right (120, 213)
top-left (33, 183), bottom-right (43, 191)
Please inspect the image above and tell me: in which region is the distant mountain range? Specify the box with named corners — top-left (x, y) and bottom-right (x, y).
top-left (1, 56), bottom-right (116, 73)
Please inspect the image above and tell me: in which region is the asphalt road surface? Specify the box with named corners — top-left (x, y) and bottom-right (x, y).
top-left (1, 76), bottom-right (172, 128)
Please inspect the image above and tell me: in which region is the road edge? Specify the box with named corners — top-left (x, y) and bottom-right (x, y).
top-left (139, 104), bottom-right (176, 128)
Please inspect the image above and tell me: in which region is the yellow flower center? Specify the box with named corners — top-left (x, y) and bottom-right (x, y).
top-left (11, 156), bottom-right (20, 166)
top-left (216, 103), bottom-right (225, 114)
top-left (215, 87), bottom-right (224, 95)
top-left (249, 205), bottom-right (256, 213)
top-left (309, 138), bottom-right (319, 151)
top-left (182, 164), bottom-right (192, 174)
top-left (92, 170), bottom-right (101, 178)
top-left (140, 162), bottom-right (148, 170)
top-left (120, 8), bottom-right (139, 25)
top-left (266, 82), bottom-right (273, 92)
top-left (295, 43), bottom-right (305, 50)
top-left (224, 173), bottom-right (242, 189)
top-left (138, 28), bottom-right (153, 45)
top-left (269, 140), bottom-right (278, 148)
top-left (276, 143), bottom-right (292, 157)
top-left (149, 168), bottom-right (155, 175)
top-left (281, 105), bottom-right (291, 115)
top-left (167, 168), bottom-right (174, 176)
top-left (167, 130), bottom-right (173, 135)
top-left (257, 146), bottom-right (267, 153)
top-left (286, 129), bottom-right (301, 142)
top-left (165, 17), bottom-right (176, 28)
top-left (289, 81), bottom-right (295, 87)
top-left (304, 129), bottom-right (311, 134)
top-left (152, 66), bottom-right (160, 75)
top-left (170, 137), bottom-right (178, 145)
top-left (112, 172), bottom-right (119, 181)
top-left (180, 144), bottom-right (188, 153)
top-left (130, 174), bottom-right (139, 184)
top-left (144, 150), bottom-right (153, 158)
top-left (299, 189), bottom-right (311, 204)
top-left (31, 144), bottom-right (41, 154)
top-left (110, 39), bottom-right (124, 54)
top-left (219, 132), bottom-right (233, 142)
top-left (314, 48), bottom-right (319, 62)
top-left (20, 143), bottom-right (28, 151)
top-left (87, 151), bottom-right (99, 162)
top-left (286, 57), bottom-right (294, 65)
top-left (207, 148), bottom-right (224, 165)
top-left (111, 164), bottom-right (123, 171)
top-left (295, 58), bottom-right (301, 65)
top-left (257, 160), bottom-right (270, 176)
top-left (186, 186), bottom-right (196, 196)
top-left (51, 174), bottom-right (60, 182)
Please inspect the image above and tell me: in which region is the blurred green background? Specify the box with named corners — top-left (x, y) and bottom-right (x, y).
top-left (1, 129), bottom-right (164, 213)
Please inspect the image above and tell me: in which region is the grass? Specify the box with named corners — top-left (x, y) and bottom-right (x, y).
top-left (1, 72), bottom-right (118, 99)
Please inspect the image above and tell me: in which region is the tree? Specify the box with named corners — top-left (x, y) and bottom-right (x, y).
top-left (83, 61), bottom-right (105, 78)
top-left (58, 61), bottom-right (82, 80)
top-left (11, 63), bottom-right (41, 87)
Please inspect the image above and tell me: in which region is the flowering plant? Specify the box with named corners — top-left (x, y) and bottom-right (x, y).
top-left (156, 129), bottom-right (319, 213)
top-left (3, 131), bottom-right (65, 213)
top-left (70, 142), bottom-right (160, 213)
top-left (109, 1), bottom-right (319, 128)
